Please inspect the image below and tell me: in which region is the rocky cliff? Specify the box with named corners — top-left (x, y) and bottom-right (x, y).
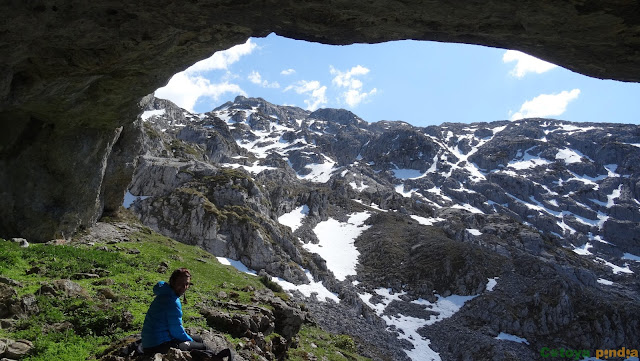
top-left (125, 95), bottom-right (639, 361)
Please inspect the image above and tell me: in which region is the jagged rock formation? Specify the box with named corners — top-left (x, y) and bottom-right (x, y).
top-left (125, 95), bottom-right (639, 360)
top-left (2, 1), bottom-right (640, 241)
top-left (129, 157), bottom-right (307, 283)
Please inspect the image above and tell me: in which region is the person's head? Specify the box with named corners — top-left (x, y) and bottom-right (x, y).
top-left (169, 268), bottom-right (191, 299)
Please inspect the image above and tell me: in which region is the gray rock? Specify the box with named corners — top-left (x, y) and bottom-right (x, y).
top-left (37, 279), bottom-right (89, 299)
top-left (72, 273), bottom-right (100, 280)
top-left (5, 339), bottom-right (33, 359)
top-left (10, 238), bottom-right (28, 248)
top-left (0, 284), bottom-right (17, 302)
top-left (97, 288), bottom-right (119, 301)
top-left (0, 278), bottom-right (21, 288)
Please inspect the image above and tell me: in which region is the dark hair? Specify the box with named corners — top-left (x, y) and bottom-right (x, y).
top-left (169, 268), bottom-right (191, 285)
top-left (169, 268), bottom-right (191, 304)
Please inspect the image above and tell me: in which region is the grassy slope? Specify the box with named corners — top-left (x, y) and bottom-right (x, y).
top-left (0, 222), bottom-right (369, 361)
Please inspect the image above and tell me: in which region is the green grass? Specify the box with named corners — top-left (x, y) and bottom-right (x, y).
top-left (0, 222), bottom-right (370, 361)
top-left (289, 325), bottom-right (370, 361)
top-left (0, 230), bottom-right (262, 360)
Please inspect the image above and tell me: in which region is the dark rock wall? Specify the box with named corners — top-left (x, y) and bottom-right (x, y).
top-left (2, 0), bottom-right (640, 240)
top-left (0, 123), bottom-right (122, 241)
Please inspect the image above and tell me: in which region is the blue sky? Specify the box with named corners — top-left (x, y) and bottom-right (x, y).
top-left (155, 33), bottom-right (640, 127)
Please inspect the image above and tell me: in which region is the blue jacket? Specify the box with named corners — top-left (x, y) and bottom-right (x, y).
top-left (141, 281), bottom-right (193, 348)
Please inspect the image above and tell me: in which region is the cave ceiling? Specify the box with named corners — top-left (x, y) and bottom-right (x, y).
top-left (1, 0), bottom-right (639, 240)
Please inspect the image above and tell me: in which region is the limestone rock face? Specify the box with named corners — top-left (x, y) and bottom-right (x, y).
top-left (0, 124), bottom-right (122, 241)
top-left (129, 155), bottom-right (307, 283)
top-left (1, 1), bottom-right (640, 240)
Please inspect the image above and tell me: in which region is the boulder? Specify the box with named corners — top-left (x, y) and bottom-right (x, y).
top-left (97, 288), bottom-right (119, 301)
top-left (10, 295), bottom-right (39, 318)
top-left (37, 279), bottom-right (89, 299)
top-left (0, 284), bottom-right (17, 302)
top-left (4, 339), bottom-right (33, 359)
top-left (252, 289), bottom-right (305, 341)
top-left (11, 238), bottom-right (28, 248)
top-left (0, 277), bottom-right (21, 288)
top-left (0, 284), bottom-right (17, 319)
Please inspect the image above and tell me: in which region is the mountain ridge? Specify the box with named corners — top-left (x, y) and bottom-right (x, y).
top-left (130, 94), bottom-right (639, 361)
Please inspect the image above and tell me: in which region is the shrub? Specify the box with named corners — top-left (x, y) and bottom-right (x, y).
top-left (259, 275), bottom-right (284, 293)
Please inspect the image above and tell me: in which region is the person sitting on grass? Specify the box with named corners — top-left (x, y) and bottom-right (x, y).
top-left (141, 267), bottom-right (209, 354)
top-left (141, 268), bottom-right (234, 360)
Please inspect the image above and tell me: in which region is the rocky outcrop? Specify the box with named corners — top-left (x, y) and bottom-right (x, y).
top-left (102, 119), bottom-right (146, 216)
top-left (129, 156), bottom-right (307, 283)
top-left (0, 124), bottom-right (123, 241)
top-left (419, 256), bottom-right (640, 360)
top-left (202, 288), bottom-right (305, 347)
top-left (0, 339), bottom-right (34, 360)
top-left (355, 212), bottom-right (506, 298)
top-left (37, 279), bottom-right (90, 299)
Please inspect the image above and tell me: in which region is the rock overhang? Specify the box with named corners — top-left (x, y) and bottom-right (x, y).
top-left (1, 0), bottom-right (639, 240)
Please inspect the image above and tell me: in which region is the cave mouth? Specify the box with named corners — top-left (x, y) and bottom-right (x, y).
top-left (3, 0), bottom-right (640, 243)
top-left (151, 34), bottom-right (640, 127)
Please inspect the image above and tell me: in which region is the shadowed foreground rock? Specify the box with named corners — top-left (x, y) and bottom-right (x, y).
top-left (1, 1), bottom-right (640, 240)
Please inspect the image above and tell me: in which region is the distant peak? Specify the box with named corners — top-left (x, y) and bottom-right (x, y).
top-left (309, 108), bottom-right (366, 127)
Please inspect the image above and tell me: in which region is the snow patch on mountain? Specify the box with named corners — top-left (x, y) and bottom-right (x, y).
top-left (392, 168), bottom-right (424, 180)
top-left (572, 242), bottom-right (593, 255)
top-left (495, 332), bottom-right (529, 345)
top-left (217, 257), bottom-right (340, 302)
top-left (216, 257), bottom-right (258, 275)
top-left (304, 211), bottom-right (371, 281)
top-left (277, 205), bottom-right (309, 232)
top-left (556, 148), bottom-right (589, 163)
top-left (273, 270), bottom-right (340, 303)
top-left (595, 258), bottom-right (633, 274)
top-left (451, 203), bottom-right (484, 214)
top-left (507, 147), bottom-right (550, 170)
top-left (141, 108), bottom-right (166, 121)
top-left (222, 161), bottom-right (277, 175)
top-left (359, 288), bottom-right (477, 361)
top-left (597, 278), bottom-right (614, 286)
top-left (410, 215), bottom-right (444, 225)
top-left (289, 155), bottom-right (337, 183)
top-left (486, 277), bottom-right (498, 291)
top-left (623, 253), bottom-right (640, 262)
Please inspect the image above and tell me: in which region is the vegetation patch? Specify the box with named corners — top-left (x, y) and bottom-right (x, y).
top-left (0, 219), bottom-right (370, 361)
top-left (289, 325), bottom-right (370, 361)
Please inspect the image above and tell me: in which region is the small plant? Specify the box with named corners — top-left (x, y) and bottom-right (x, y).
top-left (259, 275), bottom-right (284, 293)
top-left (332, 334), bottom-right (357, 353)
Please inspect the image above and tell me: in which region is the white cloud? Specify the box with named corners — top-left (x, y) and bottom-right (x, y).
top-left (510, 89), bottom-right (581, 120)
top-left (344, 88), bottom-right (378, 108)
top-left (248, 71), bottom-right (280, 88)
top-left (331, 65), bottom-right (370, 87)
top-left (185, 39), bottom-right (257, 73)
top-left (330, 65), bottom-right (377, 107)
top-left (155, 72), bottom-right (245, 112)
top-left (284, 80), bottom-right (327, 110)
top-left (503, 50), bottom-right (558, 78)
top-left (153, 40), bottom-right (257, 111)
top-left (281, 68), bottom-right (296, 75)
